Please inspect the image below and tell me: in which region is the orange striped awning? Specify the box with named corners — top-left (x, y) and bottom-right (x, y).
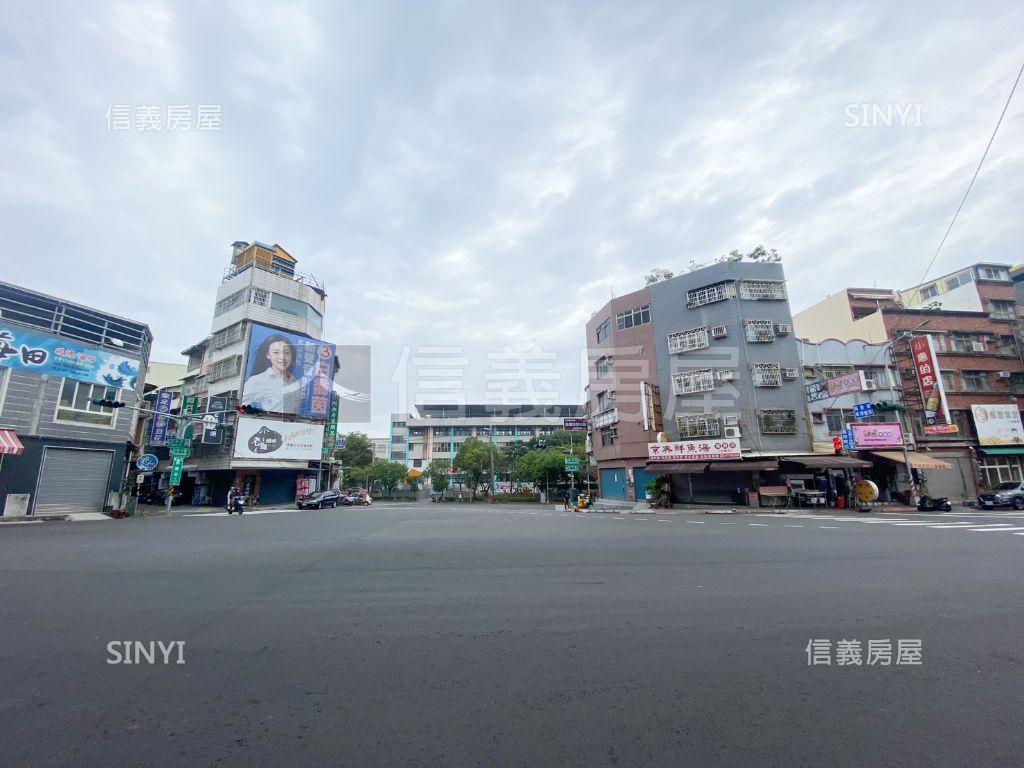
top-left (0, 428), bottom-right (25, 456)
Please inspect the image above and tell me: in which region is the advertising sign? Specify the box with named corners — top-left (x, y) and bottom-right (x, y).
top-left (150, 390), bottom-right (173, 446)
top-left (971, 403), bottom-right (1024, 446)
top-left (0, 325), bottom-right (140, 391)
top-left (563, 417), bottom-right (588, 431)
top-left (240, 323), bottom-right (336, 418)
top-left (168, 457), bottom-right (184, 487)
top-left (910, 336), bottom-right (954, 435)
top-left (233, 416), bottom-right (326, 461)
top-left (322, 394), bottom-right (340, 459)
top-left (201, 396), bottom-right (226, 444)
top-left (850, 422), bottom-right (904, 448)
top-left (648, 438), bottom-right (742, 462)
top-left (182, 395), bottom-right (199, 415)
top-left (826, 370), bottom-right (867, 398)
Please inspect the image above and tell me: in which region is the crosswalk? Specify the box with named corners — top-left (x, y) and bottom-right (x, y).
top-left (753, 512), bottom-right (1024, 538)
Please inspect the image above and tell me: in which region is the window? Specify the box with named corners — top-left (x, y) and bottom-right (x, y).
top-left (392, 420), bottom-right (406, 428)
top-left (55, 379), bottom-right (119, 427)
top-left (595, 318), bottom-right (611, 344)
top-left (962, 371), bottom-right (991, 391)
top-left (214, 288), bottom-right (247, 316)
top-left (940, 370), bottom-right (960, 391)
top-left (514, 426), bottom-right (534, 436)
top-left (595, 356), bottom-right (613, 378)
top-left (687, 282), bottom-right (731, 308)
top-left (494, 426), bottom-right (515, 436)
top-left (951, 333), bottom-right (985, 353)
top-left (270, 293), bottom-right (323, 328)
top-left (392, 435), bottom-right (406, 443)
top-left (672, 368), bottom-right (715, 395)
top-left (751, 363), bottom-right (782, 387)
top-left (739, 280), bottom-right (787, 301)
top-left (978, 266), bottom-right (1009, 281)
top-left (979, 455), bottom-right (1024, 486)
top-left (989, 300), bottom-right (1016, 320)
top-left (995, 335), bottom-right (1017, 355)
top-left (616, 305), bottom-right (651, 330)
top-left (207, 356), bottom-right (242, 382)
top-left (862, 367), bottom-right (889, 388)
top-left (667, 326), bottom-right (709, 354)
top-left (450, 427), bottom-right (472, 437)
top-left (538, 426), bottom-right (557, 435)
top-left (211, 323), bottom-right (245, 349)
top-left (820, 365), bottom-right (854, 380)
top-left (919, 284), bottom-right (939, 300)
top-left (432, 442), bottom-right (452, 453)
top-left (413, 459), bottom-right (422, 468)
top-left (759, 409), bottom-right (797, 434)
top-left (676, 412), bottom-right (721, 438)
top-left (945, 271), bottom-right (972, 291)
top-left (390, 451), bottom-right (406, 460)
top-left (919, 332), bottom-right (947, 352)
top-left (745, 319), bottom-right (775, 343)
top-left (599, 425), bottom-right (618, 446)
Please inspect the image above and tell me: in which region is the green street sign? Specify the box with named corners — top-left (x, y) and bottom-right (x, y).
top-left (564, 457), bottom-right (580, 473)
top-left (182, 395), bottom-right (199, 415)
top-left (168, 456), bottom-right (184, 486)
top-left (169, 438), bottom-right (191, 458)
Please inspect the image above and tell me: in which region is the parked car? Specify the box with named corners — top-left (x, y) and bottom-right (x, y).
top-left (346, 492), bottom-right (372, 506)
top-left (296, 489), bottom-right (344, 509)
top-left (978, 481), bottom-right (1024, 510)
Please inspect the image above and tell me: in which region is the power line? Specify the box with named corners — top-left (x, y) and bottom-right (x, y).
top-left (919, 57), bottom-right (1024, 284)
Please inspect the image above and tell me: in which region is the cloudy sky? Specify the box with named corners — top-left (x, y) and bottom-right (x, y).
top-left (2, 0), bottom-right (1022, 433)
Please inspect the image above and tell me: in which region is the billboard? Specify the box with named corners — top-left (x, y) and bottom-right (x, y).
top-left (909, 336), bottom-right (955, 435)
top-left (826, 370), bottom-right (866, 398)
top-left (648, 438), bottom-right (742, 462)
top-left (240, 323), bottom-right (335, 418)
top-left (971, 404), bottom-right (1024, 446)
top-left (0, 325), bottom-right (140, 390)
top-left (850, 422), bottom-right (904, 448)
top-left (563, 417), bottom-right (588, 431)
top-left (233, 417), bottom-right (325, 461)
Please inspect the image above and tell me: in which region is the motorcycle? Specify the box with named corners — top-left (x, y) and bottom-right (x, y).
top-left (226, 495), bottom-right (245, 515)
top-left (917, 494), bottom-right (952, 512)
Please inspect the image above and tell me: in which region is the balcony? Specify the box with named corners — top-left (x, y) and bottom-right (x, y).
top-left (592, 408), bottom-right (619, 429)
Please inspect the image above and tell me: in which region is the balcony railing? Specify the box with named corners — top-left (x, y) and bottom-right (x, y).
top-left (592, 408), bottom-right (619, 429)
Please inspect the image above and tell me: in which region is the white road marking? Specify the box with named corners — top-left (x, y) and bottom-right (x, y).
top-left (783, 524), bottom-right (803, 528)
top-left (686, 521), bottom-right (705, 524)
top-left (715, 522), bottom-right (734, 525)
top-left (748, 523), bottom-right (768, 526)
top-left (819, 526), bottom-right (841, 529)
top-left (969, 526), bottom-right (1024, 532)
top-left (657, 519), bottom-right (673, 523)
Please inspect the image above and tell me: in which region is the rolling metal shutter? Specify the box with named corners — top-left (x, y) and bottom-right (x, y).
top-left (33, 448), bottom-right (114, 515)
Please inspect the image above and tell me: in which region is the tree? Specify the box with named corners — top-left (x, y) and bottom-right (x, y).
top-left (454, 437), bottom-right (498, 500)
top-left (426, 458), bottom-right (451, 494)
top-left (644, 268), bottom-right (674, 285)
top-left (715, 245), bottom-right (781, 264)
top-left (515, 449), bottom-right (566, 495)
top-left (345, 464), bottom-right (370, 488)
top-left (367, 460), bottom-right (407, 495)
top-left (334, 432), bottom-right (374, 468)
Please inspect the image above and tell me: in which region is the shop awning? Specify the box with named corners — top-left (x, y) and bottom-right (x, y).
top-left (870, 451), bottom-right (952, 470)
top-left (0, 428), bottom-right (25, 456)
top-left (708, 459), bottom-right (778, 472)
top-left (646, 462), bottom-right (709, 474)
top-left (981, 447), bottom-right (1024, 455)
top-left (781, 455), bottom-right (872, 469)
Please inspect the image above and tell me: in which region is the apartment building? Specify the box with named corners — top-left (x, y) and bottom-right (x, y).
top-left (794, 263), bottom-right (1024, 497)
top-left (0, 281), bottom-right (152, 516)
top-left (586, 261), bottom-right (815, 504)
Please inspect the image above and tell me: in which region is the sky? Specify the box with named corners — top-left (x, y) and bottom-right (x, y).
top-left (2, 0), bottom-right (1023, 435)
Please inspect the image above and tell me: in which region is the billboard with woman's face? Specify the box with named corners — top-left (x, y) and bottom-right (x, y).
top-left (240, 323), bottom-right (336, 418)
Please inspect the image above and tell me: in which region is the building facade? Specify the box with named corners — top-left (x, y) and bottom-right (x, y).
top-left (0, 281), bottom-right (152, 516)
top-left (586, 261), bottom-right (817, 504)
top-left (168, 241), bottom-right (335, 506)
top-left (794, 263), bottom-right (1024, 498)
top-left (388, 403), bottom-right (585, 470)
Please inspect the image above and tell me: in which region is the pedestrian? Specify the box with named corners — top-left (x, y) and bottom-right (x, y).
top-left (562, 489), bottom-right (570, 510)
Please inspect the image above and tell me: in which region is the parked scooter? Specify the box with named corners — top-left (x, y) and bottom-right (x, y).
top-left (917, 494), bottom-right (952, 512)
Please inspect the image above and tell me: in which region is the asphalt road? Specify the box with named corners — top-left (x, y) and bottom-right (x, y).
top-left (2, 503), bottom-right (1022, 768)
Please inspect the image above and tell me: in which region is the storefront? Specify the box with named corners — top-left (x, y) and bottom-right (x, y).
top-left (867, 450), bottom-right (960, 500)
top-left (977, 447), bottom-right (1024, 487)
top-left (647, 459), bottom-right (780, 505)
top-left (779, 455), bottom-right (872, 508)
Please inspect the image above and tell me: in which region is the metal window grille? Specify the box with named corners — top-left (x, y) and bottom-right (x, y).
top-left (751, 363), bottom-right (782, 387)
top-left (668, 326), bottom-right (710, 354)
top-left (759, 409), bottom-right (797, 434)
top-left (675, 412), bottom-right (722, 438)
top-left (207, 356), bottom-right (242, 382)
top-left (595, 356), bottom-right (614, 378)
top-left (739, 280), bottom-right (787, 300)
top-left (745, 319), bottom-right (775, 343)
top-left (672, 368), bottom-right (715, 395)
top-left (687, 282), bottom-right (731, 308)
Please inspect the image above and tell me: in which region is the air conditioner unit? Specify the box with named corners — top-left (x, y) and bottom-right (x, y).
top-left (971, 341), bottom-right (986, 352)
top-left (775, 323), bottom-right (792, 335)
top-left (723, 426), bottom-right (742, 439)
top-left (711, 325), bottom-right (728, 338)
top-left (863, 381), bottom-right (878, 391)
top-left (723, 415), bottom-right (739, 427)
top-left (783, 368), bottom-right (798, 379)
top-left (998, 370), bottom-right (1012, 379)
top-left (718, 370), bottom-right (734, 382)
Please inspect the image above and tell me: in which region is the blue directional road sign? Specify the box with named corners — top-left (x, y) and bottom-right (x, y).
top-left (841, 429), bottom-right (856, 451)
top-left (135, 453), bottom-right (159, 472)
top-left (853, 402), bottom-right (874, 419)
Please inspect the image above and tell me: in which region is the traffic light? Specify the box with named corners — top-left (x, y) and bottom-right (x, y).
top-left (833, 436), bottom-right (843, 455)
top-left (92, 398), bottom-right (126, 408)
top-left (236, 404), bottom-right (264, 415)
